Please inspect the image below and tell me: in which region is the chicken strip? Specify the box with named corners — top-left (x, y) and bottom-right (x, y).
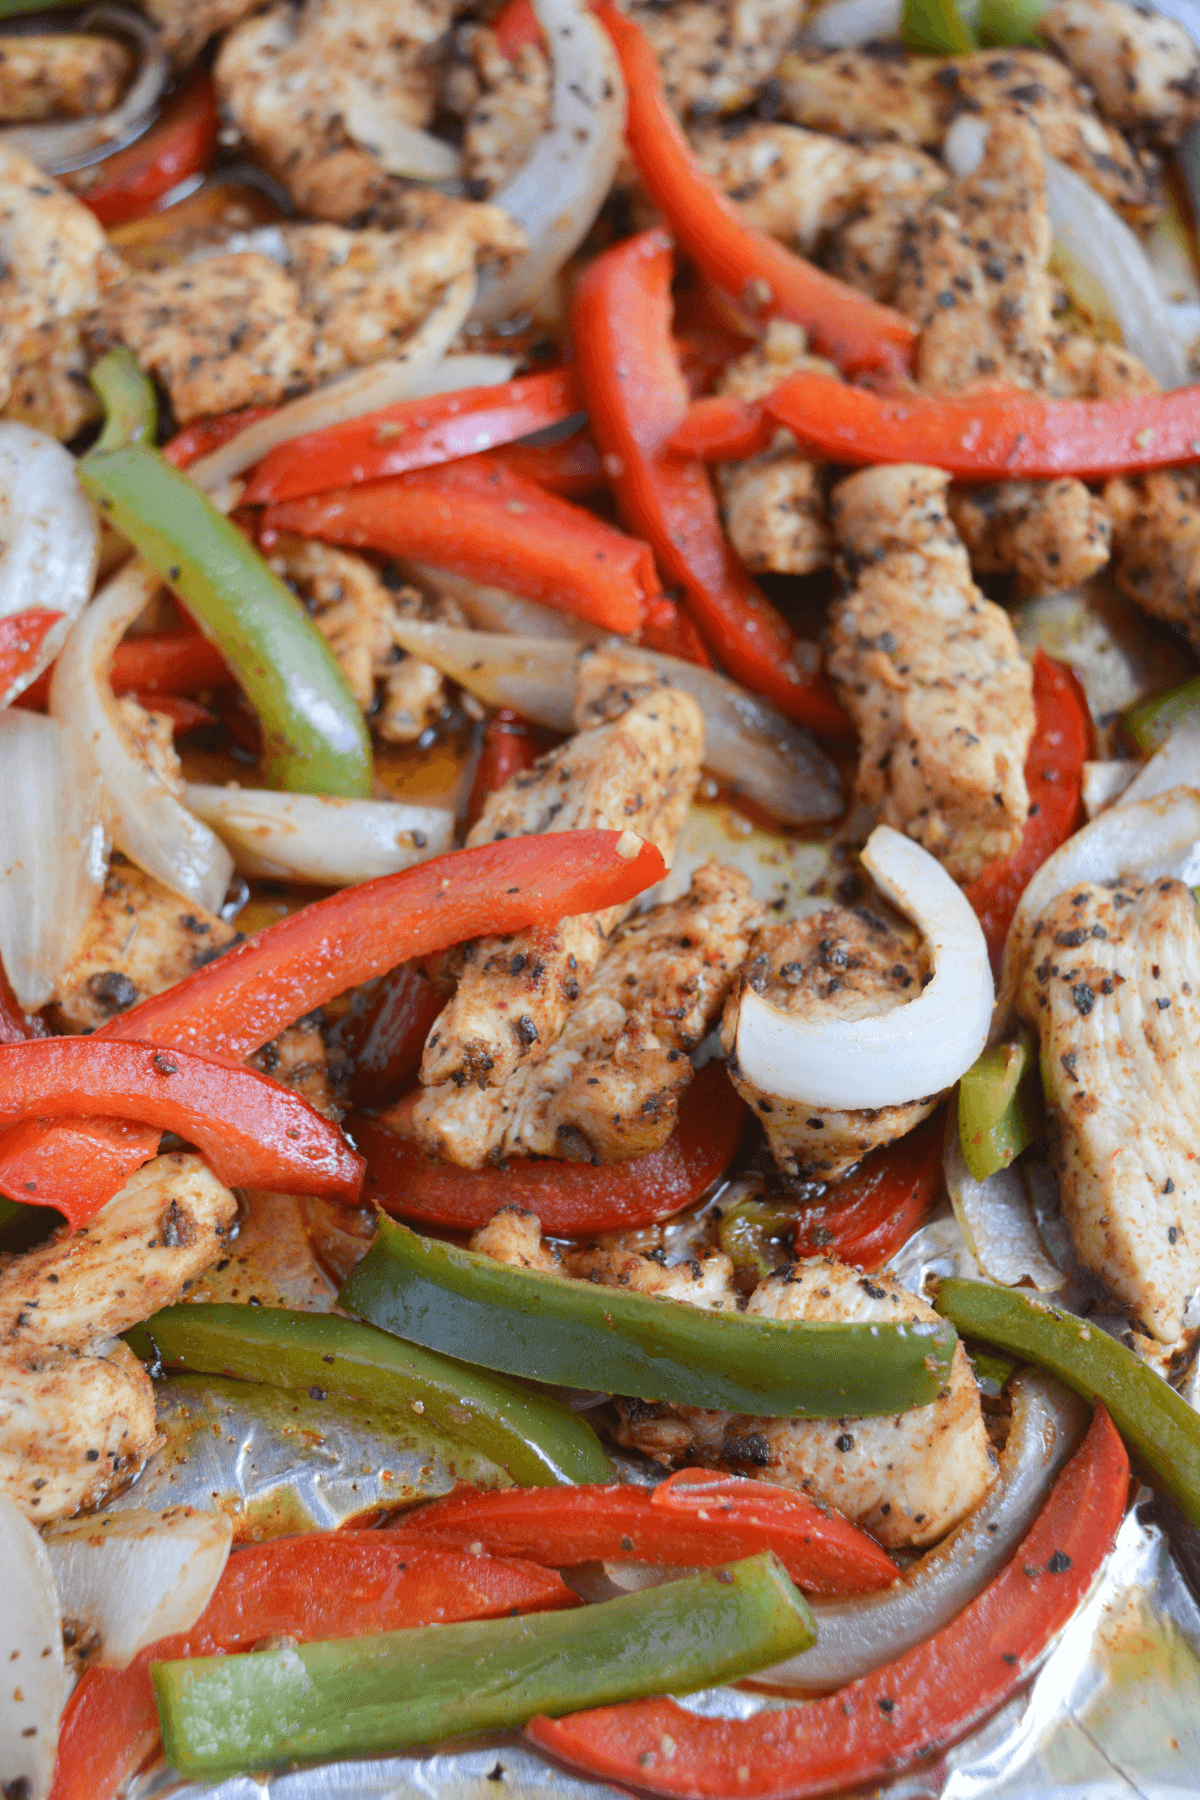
top-left (1018, 875), bottom-right (1200, 1344)
top-left (0, 1345), bottom-right (157, 1521)
top-left (949, 479), bottom-right (1112, 596)
top-left (629, 0), bottom-right (805, 117)
top-left (0, 34), bottom-right (130, 122)
top-left (1040, 0), bottom-right (1200, 146)
top-left (827, 465), bottom-right (1036, 885)
top-left (1104, 468), bottom-right (1200, 654)
top-left (721, 907), bottom-right (938, 1181)
top-left (143, 0), bottom-right (263, 67)
top-left (460, 26), bottom-right (553, 197)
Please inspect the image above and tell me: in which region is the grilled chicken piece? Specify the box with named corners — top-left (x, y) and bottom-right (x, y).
top-left (950, 479), bottom-right (1112, 596)
top-left (1104, 469), bottom-right (1200, 654)
top-left (0, 1344), bottom-right (158, 1521)
top-left (460, 26), bottom-right (553, 197)
top-left (629, 0), bottom-right (805, 117)
top-left (1053, 336), bottom-right (1160, 400)
top-left (0, 1156), bottom-right (237, 1354)
top-left (1040, 0), bottom-right (1200, 146)
top-left (1018, 875), bottom-right (1200, 1344)
top-left (266, 532), bottom-right (459, 743)
top-left (143, 0), bottom-right (263, 67)
top-left (474, 1204), bottom-right (740, 1304)
top-left (0, 34), bottom-right (130, 121)
top-left (721, 907), bottom-right (938, 1181)
top-left (249, 1011), bottom-right (347, 1121)
top-left (778, 45), bottom-right (1158, 223)
top-left (471, 1205), bottom-right (565, 1273)
top-left (0, 145), bottom-right (119, 438)
top-left (828, 465), bottom-right (1036, 885)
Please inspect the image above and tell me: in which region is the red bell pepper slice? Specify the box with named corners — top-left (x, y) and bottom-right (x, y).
top-left (0, 1037), bottom-right (363, 1202)
top-left (493, 0), bottom-right (545, 58)
top-left (493, 429), bottom-right (605, 497)
top-left (353, 1059), bottom-right (745, 1235)
top-left (793, 1110), bottom-right (945, 1269)
top-left (0, 607), bottom-right (65, 706)
top-left (162, 405), bottom-right (277, 471)
top-left (674, 372), bottom-right (1200, 481)
top-left (72, 69), bottom-right (219, 229)
top-left (393, 1471), bottom-right (898, 1596)
top-left (572, 228), bottom-right (851, 735)
top-left (334, 964), bottom-right (445, 1112)
top-left (16, 629), bottom-right (231, 715)
top-left (0, 831), bottom-right (667, 1224)
top-left (242, 371), bottom-right (584, 505)
top-left (128, 691), bottom-right (213, 735)
top-left (592, 2), bottom-right (914, 378)
top-left (261, 455), bottom-right (659, 636)
top-left (965, 651), bottom-right (1092, 974)
top-left (527, 1403), bottom-right (1129, 1796)
top-left (49, 1530), bottom-right (575, 1800)
top-left (467, 707), bottom-right (543, 825)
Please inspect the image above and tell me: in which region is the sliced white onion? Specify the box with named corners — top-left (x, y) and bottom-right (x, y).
top-left (187, 269), bottom-right (479, 493)
top-left (1082, 758), bottom-right (1137, 818)
top-left (1121, 725), bottom-right (1200, 806)
top-left (44, 1505), bottom-right (232, 1669)
top-left (0, 1492), bottom-right (65, 1800)
top-left (183, 784), bottom-right (454, 884)
top-left (995, 787), bottom-right (1200, 1034)
top-left (2, 7), bottom-right (168, 176)
top-left (0, 710), bottom-right (106, 1011)
top-left (944, 1118), bottom-right (1066, 1292)
top-left (0, 422), bottom-right (99, 708)
top-left (338, 77), bottom-right (461, 180)
top-left (50, 561), bottom-right (234, 913)
top-left (755, 1371), bottom-right (1087, 1692)
top-left (801, 0), bottom-right (902, 47)
top-left (735, 825), bottom-right (993, 1110)
top-left (406, 563), bottom-right (599, 643)
top-left (472, 0), bottom-right (626, 327)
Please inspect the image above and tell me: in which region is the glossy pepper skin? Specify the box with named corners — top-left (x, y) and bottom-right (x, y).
top-left (571, 227), bottom-right (851, 734)
top-left (124, 1301), bottom-right (612, 1488)
top-left (1124, 672), bottom-right (1200, 753)
top-left (88, 346), bottom-right (157, 452)
top-left (0, 607), bottom-right (64, 706)
top-left (957, 1026), bottom-right (1042, 1181)
top-left (355, 1059), bottom-right (745, 1235)
top-left (341, 1216), bottom-right (959, 1418)
top-left (936, 1278), bottom-right (1200, 1526)
top-left (78, 445), bottom-right (374, 797)
top-left (332, 964), bottom-right (444, 1111)
top-left (16, 631), bottom-right (231, 715)
top-left (48, 1532), bottom-right (576, 1800)
top-left (70, 68), bottom-right (218, 227)
top-left (151, 1554), bottom-right (816, 1779)
top-left (527, 1405), bottom-right (1128, 1797)
top-left (0, 830), bottom-right (666, 1224)
top-left (789, 1111), bottom-right (946, 1269)
top-left (593, 2), bottom-right (915, 377)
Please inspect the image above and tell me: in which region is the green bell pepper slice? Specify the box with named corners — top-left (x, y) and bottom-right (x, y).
top-left (1123, 674), bottom-right (1200, 755)
top-left (717, 1195), bottom-right (801, 1284)
top-left (957, 1024), bottom-right (1043, 1181)
top-left (901, 0), bottom-right (976, 55)
top-left (88, 347), bottom-right (157, 453)
top-left (125, 1303), bottom-right (611, 1488)
top-left (935, 1278), bottom-right (1200, 1526)
top-left (341, 1217), bottom-right (958, 1418)
top-left (976, 0), bottom-right (1046, 45)
top-left (77, 446), bottom-right (372, 798)
top-left (152, 1551), bottom-right (815, 1778)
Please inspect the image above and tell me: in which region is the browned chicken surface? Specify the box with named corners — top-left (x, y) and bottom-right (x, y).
top-left (630, 0), bottom-right (805, 116)
top-left (0, 33), bottom-right (130, 122)
top-left (1040, 0), bottom-right (1200, 145)
top-left (1105, 469), bottom-right (1200, 653)
top-left (0, 1345), bottom-right (158, 1522)
top-left (950, 479), bottom-right (1112, 596)
top-left (143, 0), bottom-right (263, 67)
top-left (456, 24), bottom-right (553, 195)
top-left (721, 906), bottom-right (938, 1181)
top-left (1018, 874), bottom-right (1200, 1344)
top-left (828, 464), bottom-right (1036, 884)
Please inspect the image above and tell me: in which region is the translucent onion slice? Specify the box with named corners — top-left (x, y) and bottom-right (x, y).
top-left (0, 1493), bottom-right (65, 1800)
top-left (0, 710), bottom-right (107, 1011)
top-left (50, 560), bottom-right (234, 914)
top-left (406, 564), bottom-right (600, 643)
top-left (1, 7), bottom-right (168, 175)
top-left (1120, 725), bottom-right (1200, 806)
top-left (45, 1505), bottom-right (232, 1670)
top-left (754, 1371), bottom-right (1087, 1692)
top-left (183, 785), bottom-right (454, 885)
top-left (1082, 758), bottom-right (1137, 818)
top-left (0, 421), bottom-right (99, 708)
top-left (735, 825), bottom-right (993, 1110)
top-left (472, 0), bottom-right (626, 326)
top-left (801, 0), bottom-right (903, 46)
top-left (338, 78), bottom-right (461, 180)
top-left (381, 622), bottom-right (843, 826)
top-left (943, 1117), bottom-right (1066, 1292)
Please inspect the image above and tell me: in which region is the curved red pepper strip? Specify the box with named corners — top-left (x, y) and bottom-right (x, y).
top-left (353, 1059), bottom-right (744, 1235)
top-left (392, 1472), bottom-right (898, 1595)
top-left (333, 965), bottom-right (445, 1112)
top-left (243, 371), bottom-right (583, 505)
top-left (493, 430), bottom-right (605, 497)
top-left (528, 1404), bottom-right (1129, 1796)
top-left (493, 0), bottom-right (545, 58)
top-left (592, 3), bottom-right (914, 378)
top-left (0, 1037), bottom-right (363, 1201)
top-left (669, 393), bottom-right (772, 462)
top-left (467, 708), bottom-right (543, 827)
top-left (0, 832), bottom-right (667, 1223)
top-left (261, 455), bottom-right (658, 636)
top-left (0, 607), bottom-right (64, 705)
top-left (162, 405), bottom-right (277, 471)
top-left (72, 69), bottom-right (219, 229)
top-left (678, 371), bottom-right (1200, 481)
top-left (793, 1110), bottom-right (945, 1269)
top-left (16, 629), bottom-right (231, 715)
top-left (965, 651), bottom-right (1092, 976)
top-left (49, 1531), bottom-right (575, 1800)
top-left (572, 228), bottom-right (851, 734)
top-left (128, 691), bottom-right (213, 735)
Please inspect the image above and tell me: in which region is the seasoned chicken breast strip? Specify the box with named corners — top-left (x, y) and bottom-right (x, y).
top-left (1040, 0), bottom-right (1200, 146)
top-left (629, 0), bottom-right (805, 117)
top-left (0, 1345), bottom-right (158, 1522)
top-left (0, 33), bottom-right (130, 121)
top-left (949, 480), bottom-right (1112, 597)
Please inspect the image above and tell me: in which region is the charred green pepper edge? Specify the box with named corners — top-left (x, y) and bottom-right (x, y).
top-left (957, 1024), bottom-right (1043, 1182)
top-left (152, 1552), bottom-right (816, 1778)
top-left (124, 1303), bottom-right (612, 1488)
top-left (341, 1217), bottom-right (959, 1419)
top-left (935, 1278), bottom-right (1200, 1526)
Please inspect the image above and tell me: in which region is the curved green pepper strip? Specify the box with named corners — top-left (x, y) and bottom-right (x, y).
top-left (341, 1217), bottom-right (958, 1418)
top-left (957, 1023), bottom-right (1043, 1182)
top-left (977, 0), bottom-right (1046, 46)
top-left (1123, 674), bottom-right (1200, 755)
top-left (77, 446), bottom-right (373, 797)
top-left (935, 1278), bottom-right (1200, 1525)
top-left (901, 0), bottom-right (976, 55)
top-left (152, 1552), bottom-right (815, 1779)
top-left (717, 1196), bottom-right (801, 1284)
top-left (88, 347), bottom-right (157, 452)
top-left (124, 1303), bottom-right (611, 1488)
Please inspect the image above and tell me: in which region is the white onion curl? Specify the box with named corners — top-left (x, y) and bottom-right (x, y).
top-left (0, 421), bottom-right (99, 708)
top-left (0, 1492), bottom-right (65, 1800)
top-left (184, 784), bottom-right (454, 885)
top-left (1, 7), bottom-right (168, 176)
top-left (943, 1114), bottom-right (1066, 1293)
top-left (735, 825), bottom-right (993, 1110)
